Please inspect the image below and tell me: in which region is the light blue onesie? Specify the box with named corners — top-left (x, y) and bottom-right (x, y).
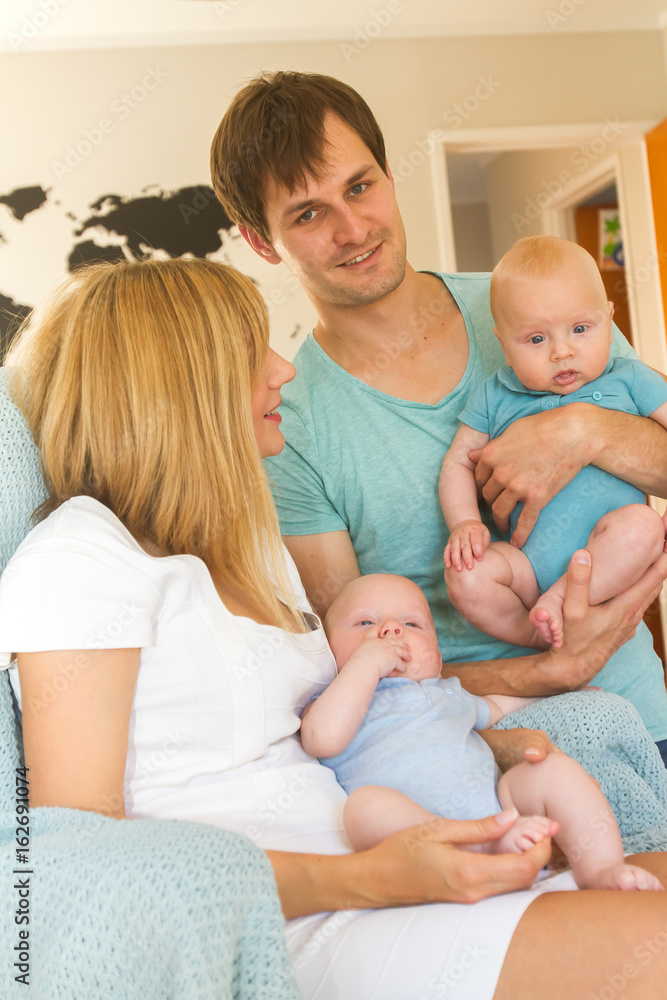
top-left (459, 357), bottom-right (667, 592)
top-left (321, 675), bottom-right (501, 821)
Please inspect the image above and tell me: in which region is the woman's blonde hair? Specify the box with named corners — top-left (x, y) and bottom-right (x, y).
top-left (8, 257), bottom-right (305, 631)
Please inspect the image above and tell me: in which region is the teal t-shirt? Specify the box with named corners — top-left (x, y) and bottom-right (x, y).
top-left (265, 272), bottom-right (667, 740)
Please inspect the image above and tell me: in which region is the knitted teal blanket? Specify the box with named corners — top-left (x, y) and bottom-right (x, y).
top-left (0, 806), bottom-right (300, 1000)
top-left (0, 662), bottom-right (300, 1000)
top-left (494, 690), bottom-right (667, 854)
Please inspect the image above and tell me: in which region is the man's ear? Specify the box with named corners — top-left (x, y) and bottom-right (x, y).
top-left (238, 225), bottom-right (282, 265)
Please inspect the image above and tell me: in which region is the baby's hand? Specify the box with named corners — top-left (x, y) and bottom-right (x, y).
top-left (444, 520), bottom-right (490, 571)
top-left (350, 632), bottom-right (411, 680)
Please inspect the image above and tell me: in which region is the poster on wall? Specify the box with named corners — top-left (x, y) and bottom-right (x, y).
top-left (0, 180), bottom-right (314, 362)
top-left (598, 208), bottom-right (624, 270)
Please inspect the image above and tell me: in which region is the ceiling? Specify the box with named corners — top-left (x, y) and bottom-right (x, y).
top-left (3, 0), bottom-right (667, 53)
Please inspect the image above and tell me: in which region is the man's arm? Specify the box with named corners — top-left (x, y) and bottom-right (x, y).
top-left (284, 530), bottom-right (360, 618)
top-left (473, 404), bottom-right (667, 548)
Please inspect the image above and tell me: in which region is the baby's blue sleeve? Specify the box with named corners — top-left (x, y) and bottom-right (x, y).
top-left (471, 694), bottom-right (490, 731)
top-left (457, 379), bottom-right (493, 435)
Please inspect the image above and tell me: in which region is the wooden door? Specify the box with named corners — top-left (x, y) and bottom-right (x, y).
top-left (646, 119), bottom-right (667, 336)
top-left (639, 122), bottom-right (667, 666)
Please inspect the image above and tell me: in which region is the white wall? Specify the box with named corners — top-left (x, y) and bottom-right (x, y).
top-left (1, 30), bottom-right (666, 353)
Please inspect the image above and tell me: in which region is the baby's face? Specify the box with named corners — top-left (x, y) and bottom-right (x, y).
top-left (494, 264), bottom-right (613, 395)
top-left (325, 574), bottom-right (442, 681)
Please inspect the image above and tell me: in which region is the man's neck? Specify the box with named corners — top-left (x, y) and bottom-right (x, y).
top-left (310, 265), bottom-right (469, 404)
top-left (313, 264), bottom-right (433, 359)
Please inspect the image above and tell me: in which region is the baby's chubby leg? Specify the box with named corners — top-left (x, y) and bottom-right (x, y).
top-left (529, 504), bottom-right (666, 647)
top-left (343, 786), bottom-right (437, 851)
top-left (498, 754), bottom-right (664, 891)
top-left (343, 785), bottom-right (553, 858)
top-left (445, 541), bottom-right (548, 649)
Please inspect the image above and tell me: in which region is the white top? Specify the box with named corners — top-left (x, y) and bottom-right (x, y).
top-left (0, 496), bottom-right (579, 1000)
top-left (0, 497), bottom-right (348, 854)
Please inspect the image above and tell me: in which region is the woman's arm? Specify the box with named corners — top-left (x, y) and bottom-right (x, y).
top-left (17, 647), bottom-right (140, 818)
top-left (267, 809), bottom-right (551, 918)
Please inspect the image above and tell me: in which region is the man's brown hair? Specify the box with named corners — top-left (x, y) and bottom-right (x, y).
top-left (210, 71), bottom-right (387, 243)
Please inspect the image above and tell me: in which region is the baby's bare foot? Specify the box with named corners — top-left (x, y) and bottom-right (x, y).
top-left (529, 591), bottom-right (565, 648)
top-left (581, 863), bottom-right (664, 892)
top-left (490, 815), bottom-right (559, 855)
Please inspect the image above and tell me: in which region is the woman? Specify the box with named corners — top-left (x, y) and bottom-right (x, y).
top-left (1, 258), bottom-right (666, 1000)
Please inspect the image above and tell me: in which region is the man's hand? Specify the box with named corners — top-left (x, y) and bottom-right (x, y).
top-left (444, 519), bottom-right (491, 571)
top-left (539, 547), bottom-right (667, 692)
top-left (470, 406), bottom-right (589, 547)
top-left (479, 726), bottom-right (562, 773)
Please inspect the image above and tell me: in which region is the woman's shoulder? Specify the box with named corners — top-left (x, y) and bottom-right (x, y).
top-left (6, 496), bottom-right (162, 601)
top-left (15, 496), bottom-right (140, 558)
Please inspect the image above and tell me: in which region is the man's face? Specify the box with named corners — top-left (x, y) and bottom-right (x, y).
top-left (260, 113), bottom-right (407, 310)
top-left (325, 574), bottom-right (442, 681)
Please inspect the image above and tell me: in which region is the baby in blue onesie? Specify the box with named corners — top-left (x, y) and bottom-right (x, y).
top-left (301, 573), bottom-right (661, 890)
top-left (440, 235), bottom-right (667, 650)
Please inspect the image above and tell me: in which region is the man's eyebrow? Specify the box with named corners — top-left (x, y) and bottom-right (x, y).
top-left (282, 165), bottom-right (376, 220)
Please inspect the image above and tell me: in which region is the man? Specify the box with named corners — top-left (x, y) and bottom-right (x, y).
top-left (211, 70), bottom-right (667, 747)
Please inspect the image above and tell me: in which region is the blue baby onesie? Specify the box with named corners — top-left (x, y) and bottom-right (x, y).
top-left (321, 675), bottom-right (501, 821)
top-left (459, 357), bottom-right (667, 592)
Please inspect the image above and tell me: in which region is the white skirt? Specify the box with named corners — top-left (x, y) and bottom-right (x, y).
top-left (286, 869), bottom-right (577, 1000)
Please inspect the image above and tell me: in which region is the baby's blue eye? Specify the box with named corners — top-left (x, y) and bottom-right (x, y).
top-left (530, 335), bottom-right (545, 344)
top-left (358, 619), bottom-right (374, 626)
top-left (405, 621), bottom-right (419, 628)
top-left (573, 324), bottom-right (586, 334)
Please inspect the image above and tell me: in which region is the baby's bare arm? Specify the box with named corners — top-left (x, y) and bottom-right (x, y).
top-left (300, 636), bottom-right (409, 758)
top-left (439, 424), bottom-right (491, 529)
top-left (482, 694), bottom-right (544, 727)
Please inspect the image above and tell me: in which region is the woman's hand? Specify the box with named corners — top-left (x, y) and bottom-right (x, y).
top-left (269, 810), bottom-right (551, 917)
top-left (355, 810), bottom-right (551, 907)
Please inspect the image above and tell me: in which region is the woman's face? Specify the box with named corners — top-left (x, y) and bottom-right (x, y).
top-left (250, 347), bottom-right (296, 458)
